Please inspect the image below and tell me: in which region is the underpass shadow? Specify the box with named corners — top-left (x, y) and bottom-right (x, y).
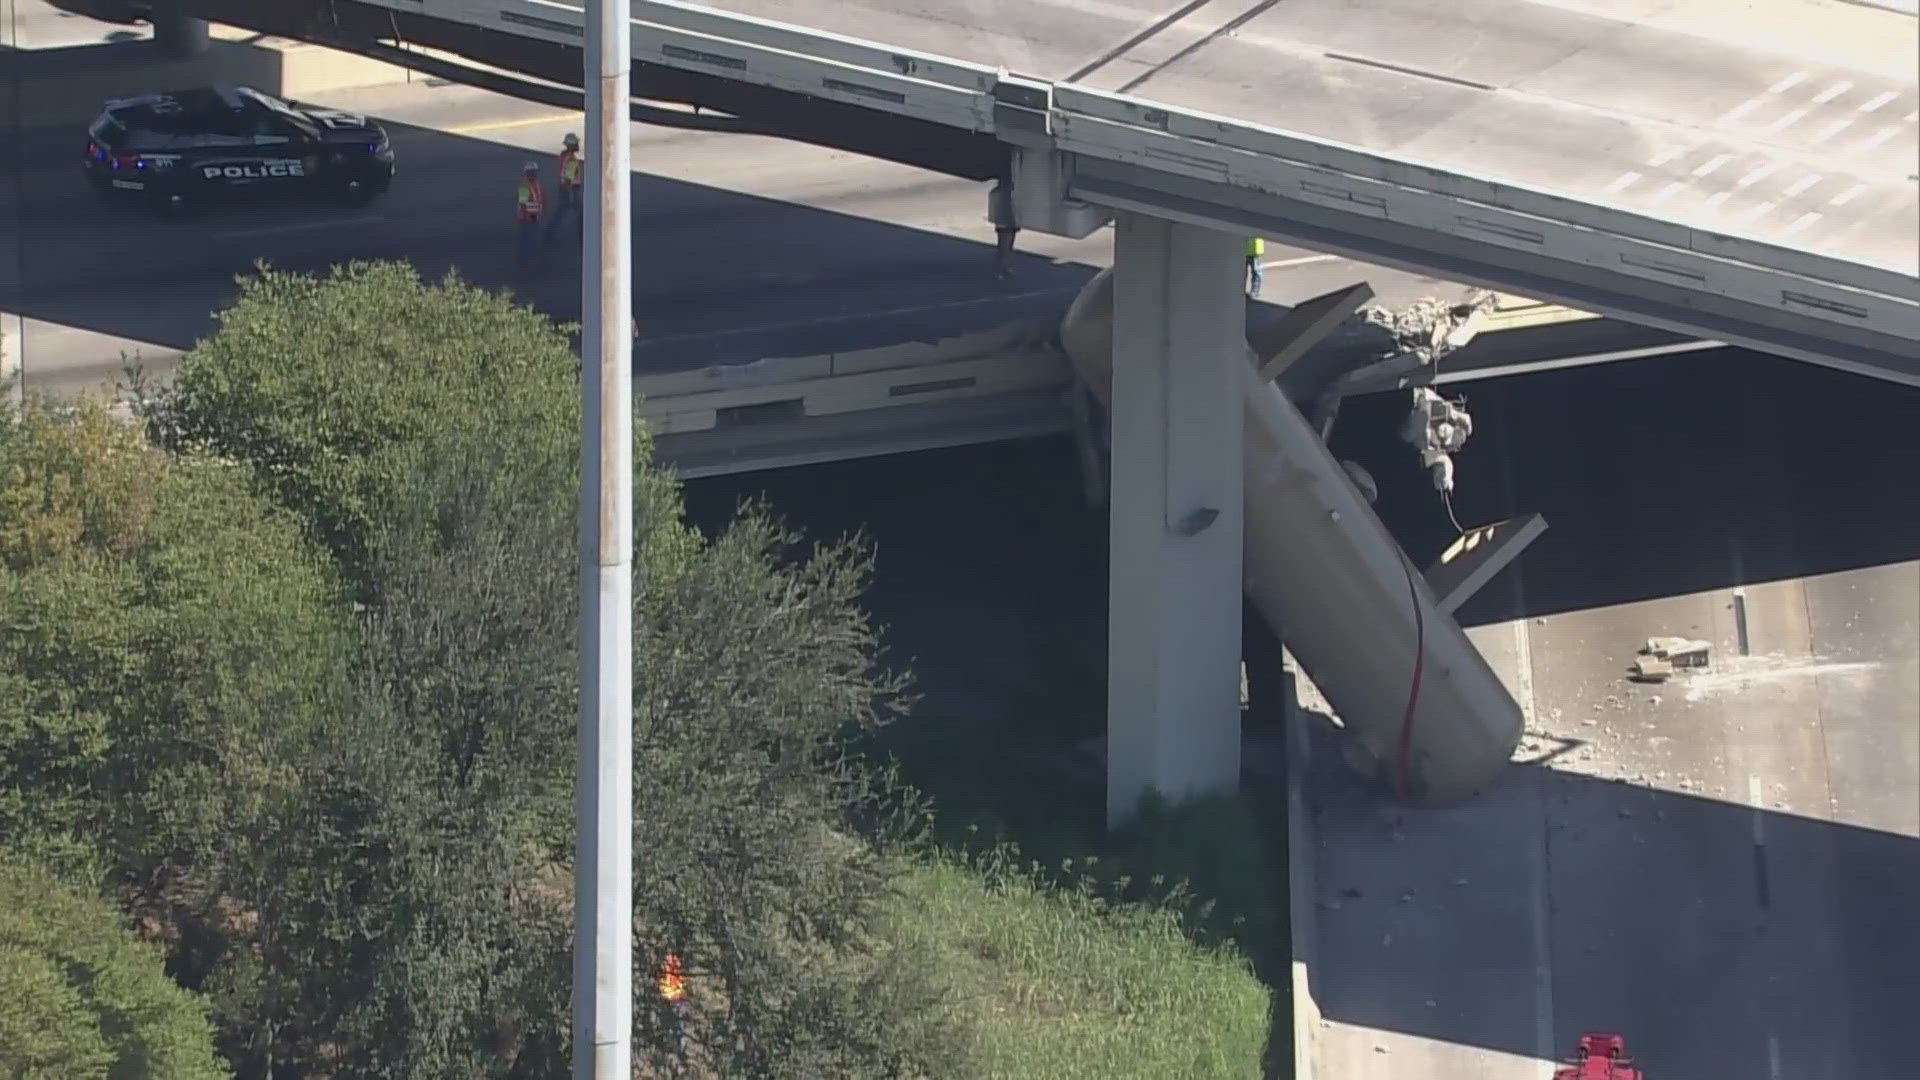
top-left (4, 107), bottom-right (1097, 394)
top-left (1302, 709), bottom-right (1919, 1077)
top-left (1334, 346), bottom-right (1920, 623)
top-left (683, 343), bottom-right (1920, 1077)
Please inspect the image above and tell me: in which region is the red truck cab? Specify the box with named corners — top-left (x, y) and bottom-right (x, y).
top-left (1553, 1034), bottom-right (1643, 1080)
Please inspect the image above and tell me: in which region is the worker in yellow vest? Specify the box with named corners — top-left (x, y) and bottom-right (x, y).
top-left (549, 132), bottom-right (585, 245)
top-left (1246, 235), bottom-right (1265, 297)
top-left (515, 162), bottom-right (545, 268)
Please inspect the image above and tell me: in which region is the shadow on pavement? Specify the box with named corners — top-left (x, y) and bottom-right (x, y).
top-left (680, 340), bottom-right (1919, 1077)
top-left (1305, 715), bottom-right (1918, 1078)
top-left (2, 112), bottom-right (1096, 387)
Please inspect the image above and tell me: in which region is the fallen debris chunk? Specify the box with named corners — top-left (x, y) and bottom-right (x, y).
top-left (1629, 656), bottom-right (1674, 683)
top-left (1641, 635), bottom-right (1713, 668)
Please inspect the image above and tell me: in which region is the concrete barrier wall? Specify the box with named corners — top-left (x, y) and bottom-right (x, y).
top-left (0, 27), bottom-right (411, 131)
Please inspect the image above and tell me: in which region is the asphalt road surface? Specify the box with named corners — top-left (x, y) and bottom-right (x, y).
top-left (679, 344), bottom-right (1919, 1080)
top-left (2, 76), bottom-right (1473, 400)
top-left (711, 0), bottom-right (1919, 275)
top-left (1306, 348), bottom-right (1920, 1078)
top-left (2, 0), bottom-right (150, 51)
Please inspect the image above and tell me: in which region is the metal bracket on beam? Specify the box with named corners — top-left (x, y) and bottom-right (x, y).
top-left (1009, 148), bottom-right (1112, 238)
top-left (1423, 513), bottom-right (1550, 616)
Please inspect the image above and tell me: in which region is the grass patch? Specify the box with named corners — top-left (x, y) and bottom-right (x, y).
top-left (891, 854), bottom-right (1272, 1080)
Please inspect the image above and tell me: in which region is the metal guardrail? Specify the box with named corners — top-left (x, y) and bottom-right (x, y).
top-left (352, 0), bottom-right (1920, 348)
top-left (486, 0), bottom-right (1000, 131)
top-left (1049, 89), bottom-right (1920, 343)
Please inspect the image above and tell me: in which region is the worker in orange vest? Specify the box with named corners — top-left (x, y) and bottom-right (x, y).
top-left (549, 132), bottom-right (585, 245)
top-left (515, 161), bottom-right (545, 268)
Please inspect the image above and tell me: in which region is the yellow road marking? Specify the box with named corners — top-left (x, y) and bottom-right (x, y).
top-left (445, 112), bottom-right (580, 136)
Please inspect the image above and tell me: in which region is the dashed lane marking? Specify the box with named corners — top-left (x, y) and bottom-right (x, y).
top-left (1602, 170), bottom-right (1642, 193)
top-left (1783, 173), bottom-right (1825, 197)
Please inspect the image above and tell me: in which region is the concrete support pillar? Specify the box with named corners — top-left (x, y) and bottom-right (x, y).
top-left (1105, 213), bottom-right (1246, 829)
top-left (150, 0), bottom-right (210, 59)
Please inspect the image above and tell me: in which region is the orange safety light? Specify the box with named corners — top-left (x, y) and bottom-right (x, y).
top-left (658, 952), bottom-right (686, 1003)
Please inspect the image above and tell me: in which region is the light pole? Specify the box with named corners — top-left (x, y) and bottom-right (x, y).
top-left (574, 0), bottom-right (634, 1075)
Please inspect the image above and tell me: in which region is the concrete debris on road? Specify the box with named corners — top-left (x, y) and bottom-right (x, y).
top-left (1630, 635), bottom-right (1713, 681)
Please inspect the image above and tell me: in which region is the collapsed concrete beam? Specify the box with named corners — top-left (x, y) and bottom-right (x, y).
top-left (1423, 513), bottom-right (1550, 617)
top-left (1255, 282), bottom-right (1376, 384)
top-left (1063, 267), bottom-right (1526, 805)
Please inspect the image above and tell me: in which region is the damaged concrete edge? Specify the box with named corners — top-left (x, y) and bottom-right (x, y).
top-left (1285, 660), bottom-right (1322, 1080)
top-left (635, 317), bottom-right (1065, 416)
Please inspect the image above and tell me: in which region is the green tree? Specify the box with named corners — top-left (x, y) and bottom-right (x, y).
top-left (146, 260), bottom-right (593, 595)
top-left (140, 262), bottom-right (968, 1077)
top-left (0, 395), bottom-right (354, 1073)
top-left (0, 857), bottom-right (228, 1079)
top-left (0, 396), bottom-right (348, 886)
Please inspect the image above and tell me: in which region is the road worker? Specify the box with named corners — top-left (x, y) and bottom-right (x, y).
top-left (1246, 235), bottom-right (1265, 297)
top-left (515, 161), bottom-right (545, 268)
top-left (549, 132), bottom-right (585, 244)
top-left (989, 177), bottom-right (1017, 281)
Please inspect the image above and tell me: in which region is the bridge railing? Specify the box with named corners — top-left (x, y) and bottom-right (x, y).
top-left (353, 0), bottom-right (1920, 349)
top-left (1050, 86), bottom-right (1920, 342)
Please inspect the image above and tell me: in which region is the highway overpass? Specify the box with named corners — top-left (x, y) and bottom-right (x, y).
top-left (171, 0), bottom-right (1920, 384)
top-left (10, 0), bottom-right (1915, 824)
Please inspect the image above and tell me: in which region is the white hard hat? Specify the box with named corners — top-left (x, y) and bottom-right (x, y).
top-left (524, 160), bottom-right (539, 173)
top-left (563, 132), bottom-right (580, 148)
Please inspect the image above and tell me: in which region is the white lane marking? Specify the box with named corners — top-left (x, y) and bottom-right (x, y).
top-left (1261, 254), bottom-right (1340, 269)
top-left (1811, 118), bottom-right (1856, 144)
top-left (1783, 173), bottom-right (1825, 197)
top-left (1811, 80), bottom-right (1853, 105)
top-left (1692, 154), bottom-right (1732, 177)
top-left (1858, 90), bottom-right (1898, 113)
top-left (1858, 124), bottom-right (1902, 150)
top-left (1513, 616), bottom-right (1554, 1063)
top-left (1906, 110), bottom-right (1920, 125)
top-left (1783, 211), bottom-right (1823, 236)
top-left (1768, 72), bottom-right (1808, 95)
top-left (1737, 163), bottom-right (1781, 187)
top-left (1702, 190), bottom-right (1732, 213)
top-left (1829, 183), bottom-right (1869, 207)
top-left (1651, 180), bottom-right (1688, 204)
top-left (1768, 1032), bottom-right (1783, 1080)
top-left (1648, 144), bottom-right (1689, 166)
top-left (1602, 170), bottom-right (1642, 193)
top-left (1749, 774), bottom-right (1767, 845)
top-left (1735, 200), bottom-right (1777, 224)
top-left (1716, 97), bottom-right (1765, 125)
top-left (1763, 107), bottom-right (1811, 134)
top-left (214, 215), bottom-right (385, 240)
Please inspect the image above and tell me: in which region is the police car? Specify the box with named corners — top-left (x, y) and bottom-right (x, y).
top-left (83, 84), bottom-right (395, 214)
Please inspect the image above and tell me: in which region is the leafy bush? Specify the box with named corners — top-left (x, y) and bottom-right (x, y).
top-left (0, 858), bottom-right (228, 1079)
top-left (134, 261), bottom-right (968, 1076)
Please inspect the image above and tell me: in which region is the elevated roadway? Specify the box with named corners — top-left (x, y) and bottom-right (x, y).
top-left (176, 0), bottom-right (1920, 382)
top-left (4, 76), bottom-right (1699, 455)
